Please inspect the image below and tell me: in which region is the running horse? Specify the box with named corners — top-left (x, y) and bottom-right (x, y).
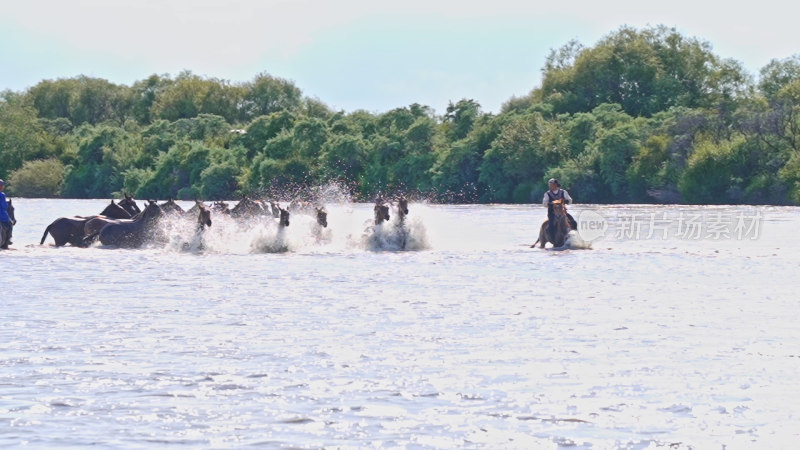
top-left (180, 201), bottom-right (212, 252)
top-left (374, 201), bottom-right (390, 225)
top-left (278, 206), bottom-right (290, 228)
top-left (532, 199), bottom-right (570, 248)
top-left (117, 194), bottom-right (142, 217)
top-left (159, 198), bottom-right (185, 216)
top-left (230, 196), bottom-right (265, 219)
top-left (394, 197), bottom-right (409, 225)
top-left (94, 200), bottom-right (163, 248)
top-left (196, 202), bottom-right (212, 230)
top-left (41, 200), bottom-right (131, 247)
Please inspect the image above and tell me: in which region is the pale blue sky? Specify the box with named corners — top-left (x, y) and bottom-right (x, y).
top-left (2, 0), bottom-right (798, 114)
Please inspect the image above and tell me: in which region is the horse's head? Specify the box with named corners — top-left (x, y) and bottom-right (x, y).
top-left (396, 197), bottom-right (409, 216)
top-left (7, 199), bottom-right (15, 226)
top-left (119, 194), bottom-right (141, 215)
top-left (100, 199), bottom-right (132, 219)
top-left (142, 200), bottom-right (163, 221)
top-left (551, 199), bottom-right (566, 217)
top-left (197, 203), bottom-right (212, 228)
top-left (374, 203), bottom-right (390, 225)
top-left (279, 207), bottom-right (290, 228)
top-left (316, 207), bottom-right (328, 228)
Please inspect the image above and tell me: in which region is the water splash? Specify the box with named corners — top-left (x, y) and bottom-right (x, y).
top-left (154, 201), bottom-right (432, 254)
top-left (357, 215), bottom-right (430, 252)
top-left (563, 230), bottom-right (593, 250)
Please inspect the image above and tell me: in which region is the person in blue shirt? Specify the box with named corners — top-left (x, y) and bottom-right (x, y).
top-left (0, 179), bottom-right (13, 249)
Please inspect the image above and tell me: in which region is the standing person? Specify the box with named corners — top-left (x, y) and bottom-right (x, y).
top-left (0, 179), bottom-right (13, 249)
top-left (542, 178), bottom-right (577, 238)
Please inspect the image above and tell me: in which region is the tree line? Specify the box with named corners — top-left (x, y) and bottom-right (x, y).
top-left (2, 25), bottom-right (800, 204)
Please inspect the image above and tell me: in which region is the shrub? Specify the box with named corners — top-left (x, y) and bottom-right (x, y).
top-left (7, 159), bottom-right (65, 197)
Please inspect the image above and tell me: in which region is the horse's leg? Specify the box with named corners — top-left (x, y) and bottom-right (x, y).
top-left (532, 223), bottom-right (542, 248)
top-left (535, 222), bottom-right (549, 248)
top-left (83, 231), bottom-right (100, 247)
top-left (567, 213), bottom-right (577, 230)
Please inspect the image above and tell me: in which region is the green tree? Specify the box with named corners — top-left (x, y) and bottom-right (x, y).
top-left (200, 162), bottom-right (240, 199)
top-left (319, 135), bottom-right (367, 182)
top-left (678, 137), bottom-right (750, 204)
top-left (758, 55), bottom-right (800, 101)
top-left (7, 158), bottom-right (65, 197)
top-left (594, 122), bottom-right (641, 199)
top-left (152, 72), bottom-right (240, 123)
top-left (538, 26), bottom-right (748, 117)
top-left (443, 99), bottom-right (482, 141)
top-left (479, 112), bottom-right (563, 202)
top-left (292, 117), bottom-right (329, 159)
top-left (431, 114), bottom-right (506, 202)
top-left (27, 76), bottom-right (131, 126)
top-left (61, 125), bottom-right (140, 197)
top-left (241, 73), bottom-right (303, 121)
top-left (0, 93), bottom-right (56, 178)
top-left (130, 74), bottom-right (174, 125)
top-left (240, 111), bottom-right (297, 158)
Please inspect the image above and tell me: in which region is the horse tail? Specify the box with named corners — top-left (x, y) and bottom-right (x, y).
top-left (40, 224), bottom-right (52, 245)
top-left (83, 231), bottom-right (100, 247)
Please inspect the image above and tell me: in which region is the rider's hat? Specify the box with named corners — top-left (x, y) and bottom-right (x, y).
top-left (547, 178), bottom-right (560, 187)
top-left (0, 179), bottom-right (6, 186)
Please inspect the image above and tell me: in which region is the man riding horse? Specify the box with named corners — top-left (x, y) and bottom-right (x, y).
top-left (541, 178), bottom-right (577, 245)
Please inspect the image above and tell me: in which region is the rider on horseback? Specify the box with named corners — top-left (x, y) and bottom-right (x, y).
top-left (543, 178), bottom-right (577, 238)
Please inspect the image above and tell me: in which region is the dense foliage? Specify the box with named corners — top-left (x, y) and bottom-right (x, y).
top-left (2, 26), bottom-right (800, 204)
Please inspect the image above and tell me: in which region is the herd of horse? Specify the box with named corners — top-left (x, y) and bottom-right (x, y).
top-left (32, 195), bottom-right (579, 251)
top-left (38, 195), bottom-right (413, 251)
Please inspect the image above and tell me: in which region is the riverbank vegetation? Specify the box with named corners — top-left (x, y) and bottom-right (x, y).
top-left (2, 25), bottom-right (800, 204)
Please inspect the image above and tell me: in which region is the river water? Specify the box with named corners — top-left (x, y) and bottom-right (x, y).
top-left (1, 199), bottom-right (798, 448)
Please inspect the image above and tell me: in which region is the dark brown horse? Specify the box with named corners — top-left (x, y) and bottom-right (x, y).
top-left (393, 197), bottom-right (410, 249)
top-left (95, 200), bottom-right (163, 248)
top-left (315, 206), bottom-right (328, 228)
top-left (230, 196), bottom-right (265, 219)
top-left (278, 206), bottom-right (290, 228)
top-left (196, 202), bottom-right (212, 229)
top-left (533, 199), bottom-right (570, 248)
top-left (395, 197), bottom-right (409, 224)
top-left (41, 200), bottom-right (130, 247)
top-left (178, 202), bottom-right (213, 252)
top-left (83, 215), bottom-right (135, 244)
top-left (159, 198), bottom-right (185, 215)
top-left (99, 200), bottom-right (133, 219)
top-left (374, 201), bottom-right (390, 225)
top-left (0, 200), bottom-right (15, 249)
top-left (118, 194), bottom-right (141, 217)
top-left (41, 216), bottom-right (93, 247)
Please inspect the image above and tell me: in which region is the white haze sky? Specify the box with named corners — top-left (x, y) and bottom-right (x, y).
top-left (2, 0), bottom-right (798, 114)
